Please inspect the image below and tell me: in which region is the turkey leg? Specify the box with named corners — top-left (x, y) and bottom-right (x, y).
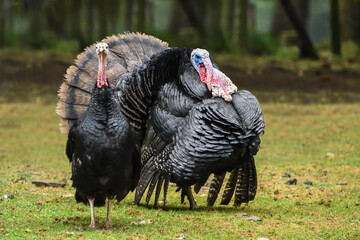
top-left (88, 198), bottom-right (96, 229)
top-left (104, 199), bottom-right (112, 229)
top-left (182, 187), bottom-right (198, 210)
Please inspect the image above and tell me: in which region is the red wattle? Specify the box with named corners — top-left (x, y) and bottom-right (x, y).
top-left (199, 65), bottom-right (207, 83)
top-left (97, 53), bottom-right (107, 88)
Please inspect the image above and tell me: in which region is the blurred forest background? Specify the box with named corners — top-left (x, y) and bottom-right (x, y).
top-left (0, 0), bottom-right (360, 103)
top-left (1, 0), bottom-right (360, 56)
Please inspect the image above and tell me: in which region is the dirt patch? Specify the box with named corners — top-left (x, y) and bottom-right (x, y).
top-left (1, 59), bottom-right (359, 103)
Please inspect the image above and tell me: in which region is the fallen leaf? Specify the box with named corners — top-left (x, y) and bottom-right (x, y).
top-left (176, 234), bottom-right (187, 239)
top-left (235, 212), bottom-right (249, 217)
top-left (61, 193), bottom-right (74, 198)
top-left (336, 182), bottom-right (348, 185)
top-left (246, 216), bottom-right (262, 221)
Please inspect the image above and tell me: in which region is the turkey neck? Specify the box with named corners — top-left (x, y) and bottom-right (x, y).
top-left (87, 84), bottom-right (122, 124)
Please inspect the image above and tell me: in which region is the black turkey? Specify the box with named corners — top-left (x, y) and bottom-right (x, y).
top-left (65, 42), bottom-right (141, 228)
top-left (57, 33), bottom-right (239, 221)
top-left (135, 87), bottom-right (265, 209)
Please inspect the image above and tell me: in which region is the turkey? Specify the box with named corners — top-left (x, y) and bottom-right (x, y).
top-left (65, 42), bottom-right (141, 229)
top-left (135, 87), bottom-right (265, 209)
top-left (57, 32), bottom-right (238, 220)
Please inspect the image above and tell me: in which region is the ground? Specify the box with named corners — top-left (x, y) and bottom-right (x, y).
top-left (0, 55), bottom-right (359, 239)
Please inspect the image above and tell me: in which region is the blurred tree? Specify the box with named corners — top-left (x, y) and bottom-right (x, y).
top-left (340, 0), bottom-right (360, 46)
top-left (136, 0), bottom-right (146, 32)
top-left (0, 0), bottom-right (5, 47)
top-left (279, 0), bottom-right (318, 59)
top-left (85, 0), bottom-right (95, 45)
top-left (24, 0), bottom-right (46, 49)
top-left (44, 0), bottom-right (64, 36)
top-left (125, 0), bottom-right (134, 30)
top-left (271, 0), bottom-right (309, 38)
top-left (107, 0), bottom-right (121, 34)
top-left (223, 0), bottom-right (235, 40)
top-left (330, 0), bottom-right (341, 55)
top-left (177, 0), bottom-right (205, 36)
top-left (238, 0), bottom-right (248, 53)
top-left (67, 0), bottom-right (86, 50)
top-left (96, 0), bottom-right (108, 39)
top-left (207, 0), bottom-right (226, 50)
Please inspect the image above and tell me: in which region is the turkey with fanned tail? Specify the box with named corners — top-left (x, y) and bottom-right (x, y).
top-left (65, 42), bottom-right (141, 229)
top-left (57, 33), bottom-right (240, 226)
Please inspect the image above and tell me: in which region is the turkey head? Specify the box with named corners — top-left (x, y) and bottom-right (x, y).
top-left (96, 42), bottom-right (109, 88)
top-left (190, 48), bottom-right (237, 102)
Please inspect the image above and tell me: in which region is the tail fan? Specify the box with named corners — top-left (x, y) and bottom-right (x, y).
top-left (207, 172), bottom-right (226, 206)
top-left (56, 32), bottom-right (169, 133)
top-left (220, 156), bottom-right (258, 206)
top-left (135, 144), bottom-right (173, 207)
top-left (234, 161), bottom-right (250, 207)
top-left (248, 156), bottom-right (257, 201)
top-left (220, 167), bottom-right (239, 205)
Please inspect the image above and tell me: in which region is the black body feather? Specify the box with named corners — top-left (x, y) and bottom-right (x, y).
top-left (135, 61), bottom-right (265, 208)
top-left (66, 82), bottom-right (141, 206)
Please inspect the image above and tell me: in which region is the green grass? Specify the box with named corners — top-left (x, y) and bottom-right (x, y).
top-left (0, 102), bottom-right (359, 239)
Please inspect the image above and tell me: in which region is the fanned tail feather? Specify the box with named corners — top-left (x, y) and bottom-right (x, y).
top-left (219, 156), bottom-right (258, 206)
top-left (134, 160), bottom-right (157, 205)
top-left (248, 156), bottom-right (257, 201)
top-left (56, 32), bottom-right (169, 134)
top-left (207, 172), bottom-right (226, 206)
top-left (220, 167), bottom-right (239, 205)
top-left (234, 161), bottom-right (250, 207)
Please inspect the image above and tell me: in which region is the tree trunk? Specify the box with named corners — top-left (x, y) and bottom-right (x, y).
top-left (177, 0), bottom-right (205, 36)
top-left (238, 0), bottom-right (248, 53)
top-left (107, 0), bottom-right (121, 33)
top-left (340, 0), bottom-right (360, 45)
top-left (224, 0), bottom-right (236, 40)
top-left (271, 0), bottom-right (309, 38)
top-left (136, 0), bottom-right (145, 32)
top-left (97, 0), bottom-right (108, 39)
top-left (330, 0), bottom-right (341, 55)
top-left (25, 0), bottom-right (43, 49)
top-left (67, 0), bottom-right (86, 50)
top-left (207, 0), bottom-right (226, 50)
top-left (0, 0), bottom-right (5, 47)
top-left (279, 0), bottom-right (318, 59)
top-left (125, 0), bottom-right (134, 30)
top-left (85, 0), bottom-right (95, 46)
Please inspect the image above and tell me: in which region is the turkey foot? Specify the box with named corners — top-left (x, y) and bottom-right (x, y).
top-left (103, 199), bottom-right (112, 229)
top-left (88, 198), bottom-right (97, 229)
top-left (181, 187), bottom-right (198, 210)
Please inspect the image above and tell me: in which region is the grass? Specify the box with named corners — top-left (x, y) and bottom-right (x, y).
top-left (0, 101), bottom-right (359, 239)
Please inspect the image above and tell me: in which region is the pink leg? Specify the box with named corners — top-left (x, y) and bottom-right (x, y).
top-left (88, 198), bottom-right (96, 229)
top-left (104, 199), bottom-right (111, 229)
